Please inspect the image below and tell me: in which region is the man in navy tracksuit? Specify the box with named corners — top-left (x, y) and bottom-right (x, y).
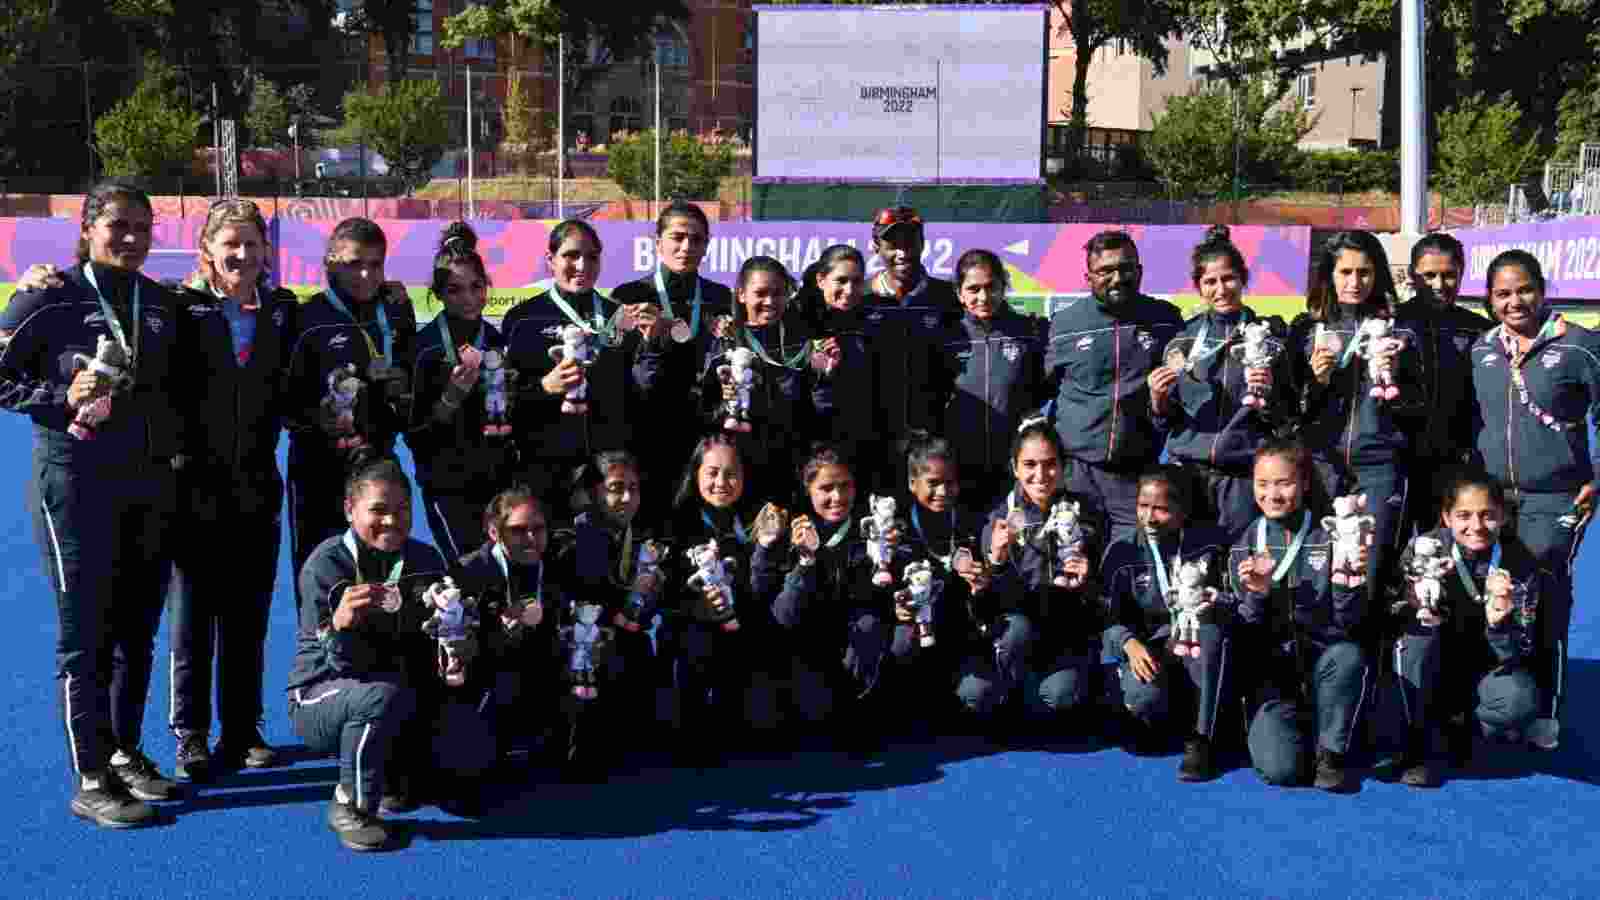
top-left (1393, 234), bottom-right (1491, 542)
top-left (941, 269), bottom-right (1046, 504)
top-left (0, 188), bottom-right (184, 827)
top-left (1470, 249), bottom-right (1600, 749)
top-left (1045, 232), bottom-right (1184, 540)
top-left (284, 221), bottom-right (417, 585)
top-left (167, 276), bottom-right (299, 778)
top-left (863, 207), bottom-right (962, 490)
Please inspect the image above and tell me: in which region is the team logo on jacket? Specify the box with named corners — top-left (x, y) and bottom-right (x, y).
top-left (1003, 341), bottom-right (1021, 362)
top-left (187, 305), bottom-right (214, 317)
top-left (542, 324), bottom-right (563, 339)
top-left (866, 311), bottom-right (884, 323)
top-left (83, 312), bottom-right (106, 326)
top-left (1307, 549), bottom-right (1328, 571)
top-left (146, 315), bottom-right (164, 334)
top-left (1387, 493), bottom-right (1404, 508)
top-left (1454, 334), bottom-right (1472, 352)
top-left (922, 313), bottom-right (939, 329)
top-left (1135, 329), bottom-right (1154, 350)
top-left (1134, 572), bottom-right (1152, 592)
top-left (1075, 335), bottom-right (1094, 351)
top-left (273, 308), bottom-right (286, 327)
top-left (1542, 350), bottom-right (1562, 369)
top-left (1481, 353), bottom-right (1498, 367)
top-left (327, 333), bottom-right (349, 350)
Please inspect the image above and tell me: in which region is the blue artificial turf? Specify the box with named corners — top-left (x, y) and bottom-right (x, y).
top-left (0, 412), bottom-right (1596, 900)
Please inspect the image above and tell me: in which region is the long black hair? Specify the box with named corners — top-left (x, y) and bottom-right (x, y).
top-left (1305, 230), bottom-right (1397, 321)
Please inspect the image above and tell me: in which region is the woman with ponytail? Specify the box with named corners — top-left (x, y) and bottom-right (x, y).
top-left (1151, 225), bottom-right (1293, 541)
top-left (408, 222), bottom-right (513, 560)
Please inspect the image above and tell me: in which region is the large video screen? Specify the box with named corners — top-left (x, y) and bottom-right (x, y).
top-left (754, 4), bottom-right (1046, 183)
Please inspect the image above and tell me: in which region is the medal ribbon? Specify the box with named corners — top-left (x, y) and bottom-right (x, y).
top-left (1254, 513), bottom-right (1312, 584)
top-left (1145, 530), bottom-right (1176, 598)
top-left (1500, 315), bottom-right (1575, 432)
top-left (742, 324), bottom-right (809, 369)
top-left (703, 508), bottom-right (750, 545)
top-left (1450, 540), bottom-right (1501, 604)
top-left (324, 283), bottom-right (390, 365)
top-left (654, 267), bottom-right (702, 338)
top-left (493, 542), bottom-right (543, 607)
top-left (436, 314), bottom-right (485, 367)
top-left (912, 504), bottom-right (956, 567)
top-left (548, 285), bottom-right (613, 344)
top-left (344, 531), bottom-right (404, 585)
top-left (82, 263), bottom-right (141, 367)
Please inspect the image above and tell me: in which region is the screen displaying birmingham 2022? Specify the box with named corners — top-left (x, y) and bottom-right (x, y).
top-left (754, 5), bottom-right (1047, 183)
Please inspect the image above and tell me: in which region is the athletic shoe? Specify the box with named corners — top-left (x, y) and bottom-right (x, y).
top-left (70, 777), bottom-right (154, 829)
top-left (1528, 718), bottom-right (1561, 751)
top-left (380, 773), bottom-right (418, 814)
top-left (326, 799), bottom-right (392, 852)
top-left (1313, 749), bottom-right (1352, 793)
top-left (214, 729), bottom-right (278, 770)
top-left (174, 733), bottom-right (212, 783)
top-left (1400, 760), bottom-right (1441, 788)
top-left (1177, 736), bottom-right (1216, 782)
top-left (111, 750), bottom-right (181, 801)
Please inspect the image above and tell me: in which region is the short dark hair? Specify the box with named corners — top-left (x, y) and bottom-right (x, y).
top-left (1409, 232), bottom-right (1465, 275)
top-left (905, 429), bottom-right (958, 481)
top-left (547, 218), bottom-right (602, 256)
top-left (1137, 465), bottom-right (1191, 517)
top-left (483, 483), bottom-right (544, 537)
top-left (656, 201), bottom-right (710, 237)
top-left (800, 441), bottom-right (854, 488)
top-left (345, 458), bottom-right (411, 504)
top-left (1190, 224), bottom-right (1249, 289)
top-left (1084, 230), bottom-right (1139, 263)
top-left (1252, 438), bottom-right (1312, 487)
top-left (955, 248), bottom-right (1009, 292)
top-left (1440, 472), bottom-right (1508, 516)
top-left (325, 217), bottom-right (387, 266)
top-left (1486, 248), bottom-right (1545, 295)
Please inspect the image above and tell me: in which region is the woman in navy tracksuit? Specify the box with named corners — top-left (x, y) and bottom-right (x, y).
top-left (167, 200), bottom-right (297, 782)
top-left (698, 256), bottom-right (816, 501)
top-left (1469, 249), bottom-right (1600, 751)
top-left (1287, 230), bottom-right (1419, 601)
top-left (288, 460), bottom-right (494, 851)
top-left (608, 202), bottom-right (734, 512)
top-left (1228, 440), bottom-right (1369, 793)
top-left (806, 245), bottom-right (883, 481)
top-left (978, 419), bottom-right (1106, 730)
top-left (1151, 225), bottom-right (1294, 542)
top-left (285, 217), bottom-right (418, 584)
top-left (1100, 467), bottom-right (1231, 781)
top-left (408, 222), bottom-right (514, 560)
top-left (501, 219), bottom-right (635, 516)
top-left (895, 432), bottom-right (1002, 727)
top-left (662, 434), bottom-right (779, 763)
top-left (0, 183), bottom-right (184, 827)
top-left (760, 445), bottom-right (897, 749)
top-left (1387, 473), bottom-right (1541, 787)
top-left (941, 249), bottom-right (1046, 504)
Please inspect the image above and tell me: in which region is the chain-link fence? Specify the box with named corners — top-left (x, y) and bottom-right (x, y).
top-left (0, 59), bottom-right (753, 220)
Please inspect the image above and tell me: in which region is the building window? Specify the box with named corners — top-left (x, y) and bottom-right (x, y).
top-left (1297, 72), bottom-right (1317, 108)
top-left (657, 33), bottom-right (689, 68)
top-left (411, 0), bottom-right (434, 55)
top-left (609, 95), bottom-right (643, 141)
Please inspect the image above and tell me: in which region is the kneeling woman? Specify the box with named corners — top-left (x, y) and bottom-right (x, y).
top-left (287, 461), bottom-right (496, 852)
top-left (1228, 440), bottom-right (1369, 793)
top-left (979, 419), bottom-right (1106, 729)
top-left (663, 434), bottom-right (781, 760)
top-left (1100, 467), bottom-right (1231, 781)
top-left (760, 444), bottom-right (896, 748)
top-left (1387, 474), bottom-right (1542, 787)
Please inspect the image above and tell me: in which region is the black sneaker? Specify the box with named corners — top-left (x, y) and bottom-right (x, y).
top-left (380, 773), bottom-right (418, 814)
top-left (215, 729), bottom-right (278, 771)
top-left (326, 799), bottom-right (393, 852)
top-left (1177, 736), bottom-right (1217, 782)
top-left (1313, 749), bottom-right (1352, 793)
top-left (1400, 760), bottom-right (1441, 788)
top-left (174, 734), bottom-right (212, 783)
top-left (71, 777), bottom-right (154, 829)
top-left (111, 751), bottom-right (181, 801)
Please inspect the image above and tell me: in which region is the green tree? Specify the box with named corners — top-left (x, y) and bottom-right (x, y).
top-left (1145, 80), bottom-right (1311, 197)
top-left (1433, 92), bottom-right (1543, 206)
top-left (245, 80), bottom-right (290, 148)
top-left (93, 56), bottom-right (203, 177)
top-left (1052, 0), bottom-right (1179, 152)
top-left (606, 129), bottom-right (734, 200)
top-left (342, 79), bottom-right (451, 194)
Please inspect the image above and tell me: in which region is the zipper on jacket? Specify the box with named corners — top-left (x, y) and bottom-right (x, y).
top-left (1108, 322), bottom-right (1121, 459)
top-left (1343, 344), bottom-right (1359, 470)
top-left (983, 331), bottom-right (993, 472)
top-left (1207, 321), bottom-right (1228, 467)
top-left (1505, 356), bottom-right (1518, 488)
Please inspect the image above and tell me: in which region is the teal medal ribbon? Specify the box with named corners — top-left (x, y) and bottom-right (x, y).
top-left (548, 285), bottom-right (614, 346)
top-left (493, 542), bottom-right (543, 614)
top-left (1450, 540), bottom-right (1501, 604)
top-left (912, 504), bottom-right (955, 567)
top-left (81, 263), bottom-right (141, 367)
top-left (1145, 530), bottom-right (1176, 598)
top-left (436, 314), bottom-right (485, 367)
top-left (324, 283), bottom-right (392, 365)
top-left (703, 508), bottom-right (750, 545)
top-left (654, 267), bottom-right (701, 340)
top-left (742, 324), bottom-right (809, 369)
top-left (1254, 513), bottom-right (1312, 584)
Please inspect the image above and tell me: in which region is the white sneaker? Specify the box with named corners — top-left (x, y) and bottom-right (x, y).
top-left (1528, 718), bottom-right (1561, 751)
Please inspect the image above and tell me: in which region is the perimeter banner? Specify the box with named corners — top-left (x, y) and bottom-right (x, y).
top-left (0, 218), bottom-right (1308, 289)
top-left (1456, 216), bottom-right (1600, 299)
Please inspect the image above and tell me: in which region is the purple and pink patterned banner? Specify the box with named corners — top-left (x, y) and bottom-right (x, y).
top-left (0, 219), bottom-right (1314, 299)
top-left (1456, 216), bottom-right (1600, 299)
